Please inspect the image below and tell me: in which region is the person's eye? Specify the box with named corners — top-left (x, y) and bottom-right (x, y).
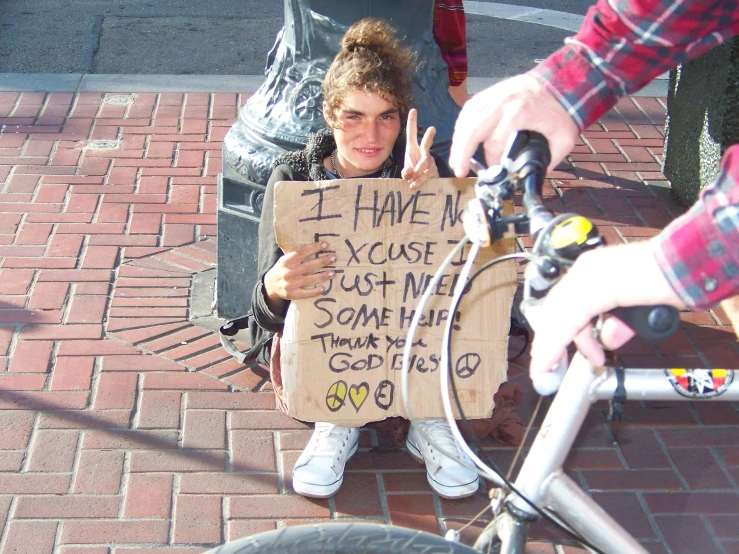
top-left (346, 114), bottom-right (360, 120)
top-left (380, 114), bottom-right (397, 121)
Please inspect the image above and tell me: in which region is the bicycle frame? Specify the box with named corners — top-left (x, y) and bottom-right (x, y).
top-left (410, 133), bottom-right (738, 553)
top-left (477, 354), bottom-right (739, 554)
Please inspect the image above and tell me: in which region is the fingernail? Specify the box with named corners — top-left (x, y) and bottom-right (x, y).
top-left (321, 242), bottom-right (328, 248)
top-left (329, 256), bottom-right (336, 262)
top-left (328, 271), bottom-right (335, 277)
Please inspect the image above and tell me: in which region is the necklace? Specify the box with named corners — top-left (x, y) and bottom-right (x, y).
top-left (331, 149), bottom-right (391, 179)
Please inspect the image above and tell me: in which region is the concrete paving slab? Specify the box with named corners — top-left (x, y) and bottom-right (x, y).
top-left (79, 74), bottom-right (266, 92)
top-left (0, 73), bottom-right (82, 92)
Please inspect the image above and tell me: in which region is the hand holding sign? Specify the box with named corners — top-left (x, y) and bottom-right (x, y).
top-left (264, 242), bottom-right (335, 313)
top-left (402, 108), bottom-right (438, 190)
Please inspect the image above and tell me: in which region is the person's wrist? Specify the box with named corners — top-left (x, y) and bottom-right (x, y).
top-left (645, 238), bottom-right (688, 309)
top-left (262, 271), bottom-right (286, 311)
top-left (263, 269), bottom-right (277, 300)
top-left (264, 288), bottom-right (286, 314)
top-left (595, 241), bottom-right (683, 309)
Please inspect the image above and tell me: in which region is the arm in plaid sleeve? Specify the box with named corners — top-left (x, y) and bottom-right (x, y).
top-left (529, 0), bottom-right (739, 130)
top-left (651, 145), bottom-right (739, 309)
top-left (433, 0), bottom-right (468, 87)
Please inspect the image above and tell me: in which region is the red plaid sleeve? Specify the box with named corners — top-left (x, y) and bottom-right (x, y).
top-left (652, 145), bottom-right (739, 309)
top-left (528, 0), bottom-right (739, 130)
top-left (433, 0), bottom-right (468, 87)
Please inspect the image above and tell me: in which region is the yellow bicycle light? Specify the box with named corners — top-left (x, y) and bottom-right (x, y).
top-left (551, 216), bottom-right (594, 248)
top-left (550, 216), bottom-right (598, 259)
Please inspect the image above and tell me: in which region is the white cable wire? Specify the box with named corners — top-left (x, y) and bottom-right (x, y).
top-left (440, 241), bottom-right (506, 486)
top-left (400, 237), bottom-right (498, 482)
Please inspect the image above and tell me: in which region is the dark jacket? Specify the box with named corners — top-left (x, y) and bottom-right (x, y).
top-left (249, 128), bottom-right (453, 353)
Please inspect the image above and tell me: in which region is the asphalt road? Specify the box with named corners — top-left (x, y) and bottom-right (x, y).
top-left (0, 0), bottom-right (591, 78)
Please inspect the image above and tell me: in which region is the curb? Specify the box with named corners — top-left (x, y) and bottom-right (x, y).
top-left (0, 73), bottom-right (669, 97)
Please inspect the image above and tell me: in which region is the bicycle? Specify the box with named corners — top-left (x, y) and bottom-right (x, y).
top-left (204, 131), bottom-right (738, 554)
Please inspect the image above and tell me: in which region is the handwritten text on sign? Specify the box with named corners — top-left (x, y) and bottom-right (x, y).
top-left (275, 178), bottom-right (516, 425)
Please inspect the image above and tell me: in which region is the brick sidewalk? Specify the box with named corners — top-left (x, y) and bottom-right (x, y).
top-left (0, 90), bottom-right (738, 554)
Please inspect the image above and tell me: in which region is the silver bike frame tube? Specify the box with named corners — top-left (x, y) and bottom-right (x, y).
top-left (503, 358), bottom-right (739, 552)
top-left (473, 514), bottom-right (531, 554)
top-left (507, 352), bottom-right (598, 515)
top-left (592, 368), bottom-right (739, 401)
top-left (542, 471), bottom-right (648, 553)
top-left (502, 353), bottom-right (650, 553)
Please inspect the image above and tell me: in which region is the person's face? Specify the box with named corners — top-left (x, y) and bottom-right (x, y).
top-left (325, 89), bottom-right (401, 178)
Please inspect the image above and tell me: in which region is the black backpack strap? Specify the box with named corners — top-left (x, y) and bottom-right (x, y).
top-left (219, 313), bottom-right (273, 365)
top-left (507, 315), bottom-right (531, 361)
top-left (220, 314), bottom-right (250, 336)
top-left (508, 298), bottom-right (533, 362)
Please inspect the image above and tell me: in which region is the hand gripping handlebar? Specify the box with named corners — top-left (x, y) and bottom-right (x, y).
top-left (465, 131), bottom-right (680, 394)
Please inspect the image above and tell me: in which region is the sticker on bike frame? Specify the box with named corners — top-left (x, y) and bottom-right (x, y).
top-left (665, 368), bottom-right (733, 398)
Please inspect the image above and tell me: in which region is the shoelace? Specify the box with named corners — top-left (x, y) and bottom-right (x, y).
top-left (416, 419), bottom-right (463, 461)
top-left (306, 423), bottom-right (352, 458)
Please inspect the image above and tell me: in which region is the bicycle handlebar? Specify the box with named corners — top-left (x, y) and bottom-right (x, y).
top-left (469, 131), bottom-right (680, 380)
top-left (610, 305), bottom-right (680, 343)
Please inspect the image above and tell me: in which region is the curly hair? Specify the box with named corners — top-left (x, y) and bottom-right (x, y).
top-left (322, 18), bottom-right (416, 127)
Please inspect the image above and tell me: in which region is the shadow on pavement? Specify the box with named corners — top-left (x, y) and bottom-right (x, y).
top-left (0, 388), bottom-right (281, 487)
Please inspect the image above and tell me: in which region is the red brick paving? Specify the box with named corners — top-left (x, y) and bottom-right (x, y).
top-left (0, 91), bottom-right (737, 554)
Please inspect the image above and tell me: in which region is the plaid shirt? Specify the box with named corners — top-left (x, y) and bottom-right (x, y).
top-left (530, 0), bottom-right (739, 309)
top-left (652, 146), bottom-right (739, 309)
top-left (530, 0), bottom-right (739, 130)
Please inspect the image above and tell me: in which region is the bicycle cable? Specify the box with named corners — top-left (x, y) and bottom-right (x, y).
top-left (443, 253), bottom-right (607, 554)
top-left (439, 246), bottom-right (532, 485)
top-left (454, 503), bottom-right (495, 538)
top-left (399, 239), bottom-right (605, 552)
top-left (400, 238), bottom-right (501, 483)
top-left (507, 395), bottom-right (542, 482)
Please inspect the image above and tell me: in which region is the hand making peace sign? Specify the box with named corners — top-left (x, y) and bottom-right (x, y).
top-left (402, 108), bottom-right (438, 189)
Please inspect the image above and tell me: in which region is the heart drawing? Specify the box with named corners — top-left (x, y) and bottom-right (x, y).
top-left (348, 382), bottom-right (369, 412)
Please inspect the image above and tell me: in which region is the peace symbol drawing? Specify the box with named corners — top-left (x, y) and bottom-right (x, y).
top-left (455, 352), bottom-right (481, 379)
top-left (325, 380), bottom-right (348, 412)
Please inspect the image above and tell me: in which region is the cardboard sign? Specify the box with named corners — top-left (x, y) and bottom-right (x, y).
top-left (274, 178), bottom-right (517, 425)
top-left (721, 296), bottom-right (739, 339)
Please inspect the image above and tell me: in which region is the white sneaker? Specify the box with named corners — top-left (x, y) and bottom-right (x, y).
top-left (406, 419), bottom-right (479, 499)
top-left (292, 422), bottom-right (360, 498)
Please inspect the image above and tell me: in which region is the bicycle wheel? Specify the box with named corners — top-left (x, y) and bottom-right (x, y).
top-left (203, 522), bottom-right (480, 553)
